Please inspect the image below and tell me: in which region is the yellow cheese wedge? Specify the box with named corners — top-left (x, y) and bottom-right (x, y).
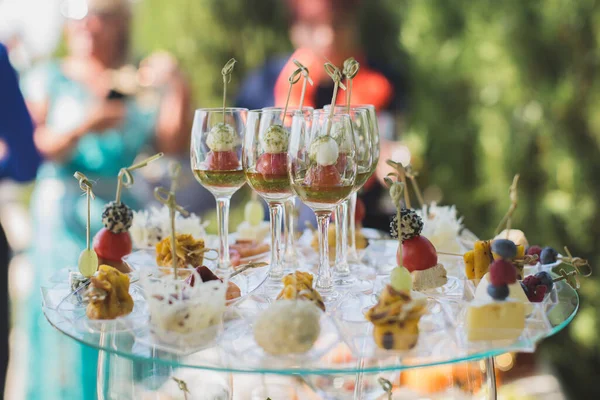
top-left (467, 299), bottom-right (525, 341)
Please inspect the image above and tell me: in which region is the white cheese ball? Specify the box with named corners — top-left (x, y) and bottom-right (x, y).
top-left (206, 123), bottom-right (236, 152)
top-left (253, 300), bottom-right (321, 355)
top-left (261, 125), bottom-right (289, 153)
top-left (309, 136), bottom-right (339, 166)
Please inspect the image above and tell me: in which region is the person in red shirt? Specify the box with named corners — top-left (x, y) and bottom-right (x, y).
top-left (236, 0), bottom-right (407, 231)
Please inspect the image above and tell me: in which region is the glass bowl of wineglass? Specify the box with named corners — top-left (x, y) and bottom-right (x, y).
top-left (191, 107), bottom-right (248, 272)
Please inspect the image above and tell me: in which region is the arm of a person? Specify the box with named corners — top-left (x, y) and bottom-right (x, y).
top-left (154, 70), bottom-right (192, 155)
top-left (0, 45), bottom-right (40, 182)
top-left (33, 123), bottom-right (88, 163)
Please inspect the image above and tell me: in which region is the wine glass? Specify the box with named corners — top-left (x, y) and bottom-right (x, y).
top-left (348, 105), bottom-right (380, 265)
top-left (289, 110), bottom-right (357, 302)
top-left (324, 105), bottom-right (377, 292)
top-left (191, 108), bottom-right (248, 272)
top-left (262, 107), bottom-right (313, 270)
top-left (243, 108), bottom-right (311, 284)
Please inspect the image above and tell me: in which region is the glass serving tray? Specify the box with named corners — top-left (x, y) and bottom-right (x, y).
top-left (41, 263), bottom-right (578, 375)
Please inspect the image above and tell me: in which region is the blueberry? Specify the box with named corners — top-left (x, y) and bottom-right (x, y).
top-left (540, 247), bottom-right (558, 265)
top-left (487, 284), bottom-right (509, 300)
top-left (492, 239), bottom-right (518, 259)
top-left (535, 271), bottom-right (554, 291)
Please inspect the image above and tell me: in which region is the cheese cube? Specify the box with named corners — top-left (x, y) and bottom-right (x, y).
top-left (467, 299), bottom-right (525, 341)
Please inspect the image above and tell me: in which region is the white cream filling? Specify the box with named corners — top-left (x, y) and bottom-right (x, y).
top-left (411, 263), bottom-right (448, 291)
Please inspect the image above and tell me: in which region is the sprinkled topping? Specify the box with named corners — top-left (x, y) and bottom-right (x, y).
top-left (261, 125), bottom-right (289, 153)
top-left (206, 123), bottom-right (237, 152)
top-left (102, 201), bottom-right (133, 233)
top-left (309, 136), bottom-right (339, 166)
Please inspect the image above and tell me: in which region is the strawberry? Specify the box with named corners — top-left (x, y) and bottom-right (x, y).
top-left (489, 259), bottom-right (517, 286)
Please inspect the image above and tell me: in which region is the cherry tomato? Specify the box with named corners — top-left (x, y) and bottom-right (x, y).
top-left (398, 235), bottom-right (438, 272)
top-left (93, 228), bottom-right (132, 261)
top-left (256, 152), bottom-right (288, 176)
top-left (206, 150), bottom-right (240, 171)
top-left (304, 165), bottom-right (342, 186)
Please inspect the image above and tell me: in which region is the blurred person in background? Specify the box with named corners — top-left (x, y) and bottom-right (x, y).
top-left (236, 0), bottom-right (407, 230)
top-left (20, 0), bottom-right (191, 398)
top-left (0, 42), bottom-right (40, 400)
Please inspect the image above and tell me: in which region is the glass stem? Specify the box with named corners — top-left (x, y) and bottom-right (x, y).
top-left (216, 196), bottom-right (231, 272)
top-left (348, 192), bottom-right (359, 260)
top-left (284, 197), bottom-right (296, 261)
top-left (315, 211), bottom-right (333, 291)
top-left (268, 202), bottom-right (284, 280)
top-left (334, 199), bottom-right (350, 276)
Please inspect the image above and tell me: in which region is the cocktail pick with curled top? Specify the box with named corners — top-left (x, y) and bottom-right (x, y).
top-left (342, 57), bottom-right (360, 112)
top-left (221, 58), bottom-right (237, 124)
top-left (154, 162), bottom-right (189, 279)
top-left (74, 171), bottom-right (98, 277)
top-left (115, 152), bottom-right (164, 204)
top-left (292, 59), bottom-right (313, 110)
top-left (324, 62), bottom-right (347, 136)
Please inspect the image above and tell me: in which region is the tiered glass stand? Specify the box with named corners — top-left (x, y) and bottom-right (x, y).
top-left (41, 257), bottom-right (578, 400)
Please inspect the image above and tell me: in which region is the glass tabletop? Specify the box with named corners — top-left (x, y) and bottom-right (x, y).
top-left (41, 264), bottom-right (578, 376)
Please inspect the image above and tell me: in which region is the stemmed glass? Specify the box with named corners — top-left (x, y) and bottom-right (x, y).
top-left (191, 108), bottom-right (248, 272)
top-left (348, 105), bottom-right (380, 265)
top-left (262, 107), bottom-right (313, 271)
top-left (243, 108), bottom-right (311, 284)
top-left (289, 110), bottom-right (357, 302)
top-left (324, 105), bottom-right (378, 291)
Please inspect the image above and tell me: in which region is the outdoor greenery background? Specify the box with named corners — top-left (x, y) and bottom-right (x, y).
top-left (130, 0), bottom-right (600, 397)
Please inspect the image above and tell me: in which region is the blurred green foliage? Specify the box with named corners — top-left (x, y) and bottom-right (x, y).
top-left (131, 0), bottom-right (600, 396)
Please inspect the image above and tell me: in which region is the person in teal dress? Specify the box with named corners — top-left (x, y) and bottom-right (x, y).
top-left (20, 1), bottom-right (191, 398)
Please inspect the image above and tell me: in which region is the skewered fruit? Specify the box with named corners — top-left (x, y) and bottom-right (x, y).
top-left (487, 284), bottom-right (509, 300)
top-left (78, 248), bottom-right (99, 277)
top-left (535, 271), bottom-right (554, 291)
top-left (400, 236), bottom-right (438, 272)
top-left (540, 247), bottom-right (558, 265)
top-left (491, 239), bottom-right (517, 260)
top-left (526, 245), bottom-right (542, 265)
top-left (464, 240), bottom-right (493, 279)
top-left (489, 260), bottom-right (517, 286)
top-left (390, 266), bottom-right (413, 292)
